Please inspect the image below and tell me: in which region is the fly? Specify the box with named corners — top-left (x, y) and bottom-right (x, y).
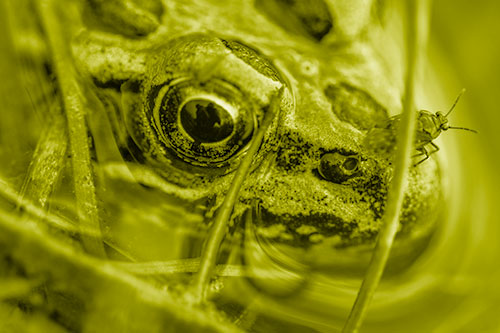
top-left (364, 89), bottom-right (477, 165)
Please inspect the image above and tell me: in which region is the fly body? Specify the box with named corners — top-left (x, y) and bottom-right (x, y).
top-left (364, 89), bottom-right (477, 165)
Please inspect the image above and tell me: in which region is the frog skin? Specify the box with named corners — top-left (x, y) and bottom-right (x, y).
top-left (1, 0), bottom-right (444, 331)
top-left (72, 0), bottom-right (441, 260)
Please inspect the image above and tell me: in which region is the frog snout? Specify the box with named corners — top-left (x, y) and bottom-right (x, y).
top-left (318, 152), bottom-right (361, 183)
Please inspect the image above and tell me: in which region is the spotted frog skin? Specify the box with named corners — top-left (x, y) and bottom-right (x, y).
top-left (68, 0), bottom-right (443, 264)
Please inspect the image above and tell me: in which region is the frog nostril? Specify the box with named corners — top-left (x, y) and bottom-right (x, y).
top-left (342, 157), bottom-right (359, 172)
top-left (318, 152), bottom-right (360, 183)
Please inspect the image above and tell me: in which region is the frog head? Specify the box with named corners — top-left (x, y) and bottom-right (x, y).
top-left (73, 0), bottom-right (442, 300)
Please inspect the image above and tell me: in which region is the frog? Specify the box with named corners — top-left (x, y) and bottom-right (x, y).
top-left (72, 0), bottom-right (441, 259)
top-left (1, 0), bottom-right (445, 331)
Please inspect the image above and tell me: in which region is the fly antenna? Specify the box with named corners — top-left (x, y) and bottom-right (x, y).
top-left (448, 126), bottom-right (478, 133)
top-left (445, 88), bottom-right (466, 117)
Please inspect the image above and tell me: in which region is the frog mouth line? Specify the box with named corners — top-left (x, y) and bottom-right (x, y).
top-left (251, 204), bottom-right (373, 249)
top-left (241, 203), bottom-right (437, 278)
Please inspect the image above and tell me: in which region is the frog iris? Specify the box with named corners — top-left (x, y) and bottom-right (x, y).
top-left (152, 77), bottom-right (256, 167)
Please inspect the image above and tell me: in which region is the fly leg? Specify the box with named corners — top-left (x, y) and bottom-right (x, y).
top-left (413, 147), bottom-right (429, 166)
top-left (428, 141), bottom-right (440, 156)
top-left (414, 141), bottom-right (440, 166)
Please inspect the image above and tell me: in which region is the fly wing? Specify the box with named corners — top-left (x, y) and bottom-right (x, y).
top-left (363, 126), bottom-right (397, 159)
top-left (362, 113), bottom-right (404, 160)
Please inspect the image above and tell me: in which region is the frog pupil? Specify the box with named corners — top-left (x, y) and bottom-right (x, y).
top-left (179, 99), bottom-right (234, 143)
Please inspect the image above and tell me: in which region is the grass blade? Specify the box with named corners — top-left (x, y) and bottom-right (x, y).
top-left (37, 0), bottom-right (106, 257)
top-left (115, 259), bottom-right (243, 277)
top-left (19, 102), bottom-right (67, 209)
top-left (191, 87), bottom-right (284, 303)
top-left (0, 177), bottom-right (79, 233)
top-left (342, 1), bottom-right (433, 332)
top-left (0, 206), bottom-right (241, 332)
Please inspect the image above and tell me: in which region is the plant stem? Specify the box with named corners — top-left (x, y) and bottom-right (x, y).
top-left (192, 87), bottom-right (284, 303)
top-left (342, 1), bottom-right (432, 332)
top-left (38, 0), bottom-right (106, 257)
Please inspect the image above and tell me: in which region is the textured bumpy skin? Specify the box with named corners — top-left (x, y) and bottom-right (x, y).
top-left (0, 0), bottom-right (444, 331)
top-left (73, 1), bottom-right (441, 248)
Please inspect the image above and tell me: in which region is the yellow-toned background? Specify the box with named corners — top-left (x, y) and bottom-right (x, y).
top-left (0, 1), bottom-right (498, 331)
top-left (428, 0), bottom-right (500, 330)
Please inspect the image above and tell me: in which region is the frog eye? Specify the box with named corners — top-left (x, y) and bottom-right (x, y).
top-left (151, 78), bottom-right (256, 167)
top-left (120, 34), bottom-right (286, 176)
